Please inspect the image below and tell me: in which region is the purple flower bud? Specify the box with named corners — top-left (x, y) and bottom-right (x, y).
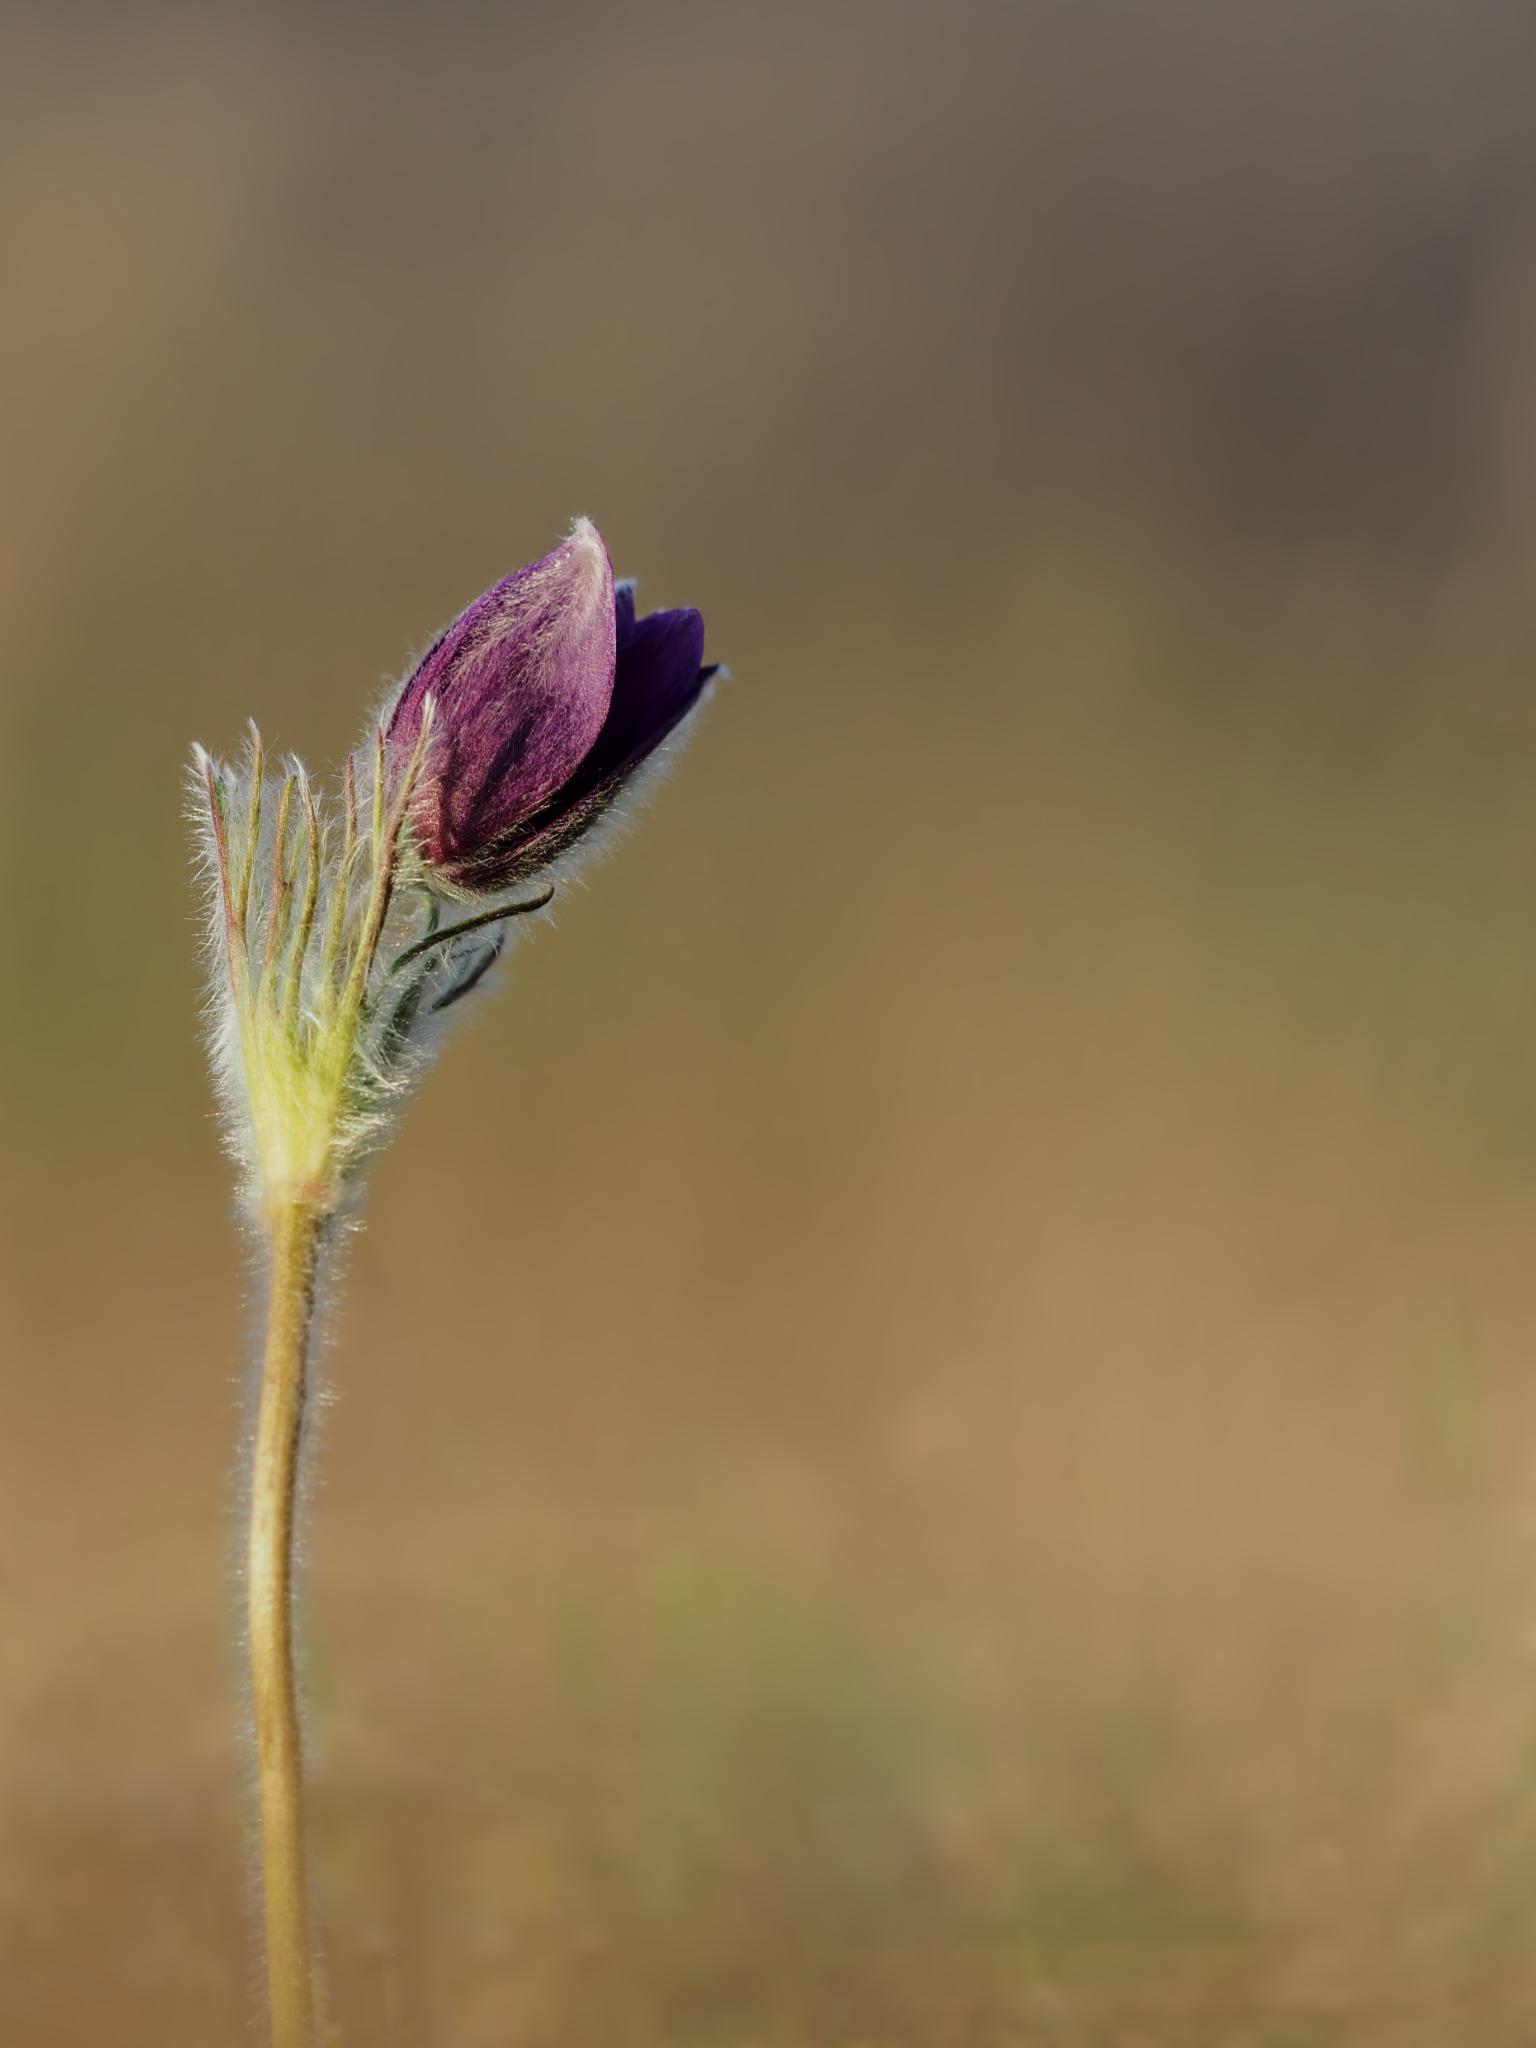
top-left (388, 519), bottom-right (716, 896)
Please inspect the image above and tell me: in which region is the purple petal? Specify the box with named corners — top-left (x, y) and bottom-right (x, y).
top-left (389, 520), bottom-right (615, 870)
top-left (593, 604), bottom-right (709, 782)
top-left (437, 598), bottom-right (716, 893)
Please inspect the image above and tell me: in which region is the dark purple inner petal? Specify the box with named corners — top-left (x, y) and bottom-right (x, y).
top-left (584, 605), bottom-right (708, 786)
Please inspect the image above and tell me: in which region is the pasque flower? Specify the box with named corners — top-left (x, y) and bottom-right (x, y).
top-left (193, 516), bottom-right (716, 1207)
top-left (388, 515), bottom-right (717, 896)
top-left (189, 517), bottom-right (717, 2048)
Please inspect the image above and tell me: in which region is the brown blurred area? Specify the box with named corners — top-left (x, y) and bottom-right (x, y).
top-left (5, 1), bottom-right (1536, 2040)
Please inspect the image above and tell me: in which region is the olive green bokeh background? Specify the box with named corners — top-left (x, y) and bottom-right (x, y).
top-left (6, 4), bottom-right (1536, 2042)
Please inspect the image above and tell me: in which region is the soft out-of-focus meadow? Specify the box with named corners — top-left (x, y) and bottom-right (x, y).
top-left (5, 3), bottom-right (1536, 2041)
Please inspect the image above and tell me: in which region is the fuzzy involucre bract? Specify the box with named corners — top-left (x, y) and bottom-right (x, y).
top-left (189, 707), bottom-right (545, 1217)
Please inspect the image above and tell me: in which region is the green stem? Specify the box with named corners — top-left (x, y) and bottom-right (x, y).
top-left (249, 1197), bottom-right (327, 2048)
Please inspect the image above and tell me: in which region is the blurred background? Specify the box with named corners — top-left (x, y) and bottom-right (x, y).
top-left (5, 1), bottom-right (1536, 2041)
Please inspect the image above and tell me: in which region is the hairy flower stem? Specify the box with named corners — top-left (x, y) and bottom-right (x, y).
top-left (249, 1195), bottom-right (327, 2048)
